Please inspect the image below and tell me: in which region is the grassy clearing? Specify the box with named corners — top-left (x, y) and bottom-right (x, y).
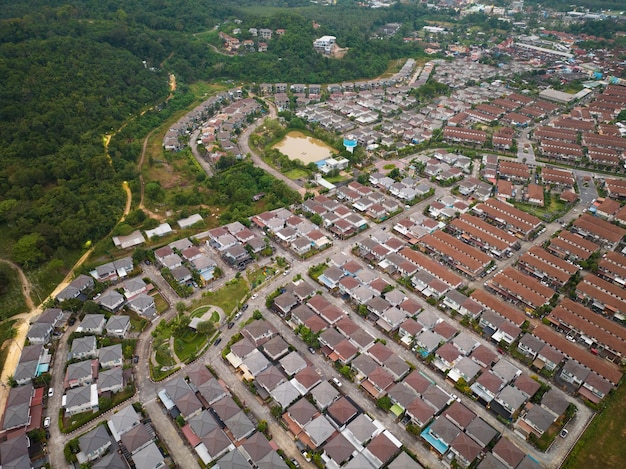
top-left (0, 264), bottom-right (27, 320)
top-left (563, 384), bottom-right (626, 468)
top-left (192, 277), bottom-right (249, 317)
top-left (378, 58), bottom-right (409, 79)
top-left (284, 168), bottom-right (310, 180)
top-left (0, 319), bottom-right (18, 373)
top-left (127, 312), bottom-right (149, 333)
top-left (325, 172), bottom-right (350, 184)
top-left (512, 195), bottom-right (568, 222)
top-left (247, 265), bottom-right (277, 290)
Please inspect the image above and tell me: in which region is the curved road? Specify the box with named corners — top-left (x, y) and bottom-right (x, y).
top-left (239, 101), bottom-right (306, 195)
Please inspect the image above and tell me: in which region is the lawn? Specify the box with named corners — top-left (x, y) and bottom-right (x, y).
top-left (325, 172), bottom-right (350, 184)
top-left (152, 292), bottom-right (169, 314)
top-left (563, 385), bottom-right (626, 468)
top-left (383, 164), bottom-right (396, 170)
top-left (192, 277), bottom-right (249, 317)
top-left (284, 168), bottom-right (310, 180)
top-left (190, 305), bottom-right (211, 318)
top-left (174, 330), bottom-right (208, 363)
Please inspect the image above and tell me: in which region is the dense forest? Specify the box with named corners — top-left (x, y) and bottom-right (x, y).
top-left (0, 0), bottom-right (445, 272)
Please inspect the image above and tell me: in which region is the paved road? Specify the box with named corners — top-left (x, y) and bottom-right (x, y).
top-left (145, 399), bottom-right (201, 469)
top-left (189, 128), bottom-right (214, 177)
top-left (48, 321), bottom-right (78, 469)
top-left (239, 104), bottom-right (306, 196)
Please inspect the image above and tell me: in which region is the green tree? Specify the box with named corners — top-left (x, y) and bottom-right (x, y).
top-left (172, 314), bottom-right (191, 336)
top-left (12, 233), bottom-right (47, 267)
top-left (377, 395), bottom-right (392, 412)
top-left (196, 320), bottom-right (215, 336)
top-left (82, 301), bottom-right (100, 314)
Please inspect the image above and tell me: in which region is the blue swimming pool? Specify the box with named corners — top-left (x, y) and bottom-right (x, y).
top-left (421, 423), bottom-right (450, 454)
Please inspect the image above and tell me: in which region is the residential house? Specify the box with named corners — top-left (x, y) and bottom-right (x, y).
top-left (242, 320), bottom-right (277, 347)
top-left (65, 384), bottom-right (99, 416)
top-left (70, 336), bottom-right (98, 361)
top-left (106, 315), bottom-right (131, 338)
top-left (99, 344), bottom-right (123, 369)
top-left (65, 359), bottom-right (97, 388)
top-left (78, 424), bottom-right (112, 462)
top-left (77, 314), bottom-right (106, 335)
top-left (98, 290), bottom-right (125, 312)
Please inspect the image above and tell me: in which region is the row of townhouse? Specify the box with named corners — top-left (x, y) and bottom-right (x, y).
top-left (447, 212), bottom-right (519, 259)
top-left (163, 89), bottom-right (236, 151)
top-left (486, 267), bottom-right (554, 313)
top-left (572, 212), bottom-right (626, 250)
top-left (575, 273), bottom-right (626, 319)
top-left (546, 298), bottom-right (626, 364)
top-left (472, 198), bottom-right (543, 240)
top-left (517, 246), bottom-right (580, 290)
top-left (418, 230), bottom-right (492, 279)
top-left (546, 229), bottom-right (600, 262)
top-left (597, 251), bottom-right (626, 287)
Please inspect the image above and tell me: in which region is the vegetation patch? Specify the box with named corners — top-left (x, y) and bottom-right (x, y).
top-left (152, 292), bottom-right (170, 314)
top-left (0, 264), bottom-right (28, 320)
top-left (174, 330), bottom-right (209, 363)
top-left (563, 385), bottom-right (626, 468)
top-left (284, 168), bottom-right (310, 180)
top-left (192, 277), bottom-right (249, 317)
top-left (512, 194), bottom-right (568, 222)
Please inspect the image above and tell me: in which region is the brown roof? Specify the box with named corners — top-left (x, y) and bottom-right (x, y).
top-left (403, 370), bottom-right (431, 395)
top-left (443, 401), bottom-right (476, 430)
top-left (287, 398), bottom-right (318, 427)
top-left (471, 289), bottom-right (526, 326)
top-left (327, 397), bottom-right (358, 425)
top-left (492, 438), bottom-right (525, 468)
top-left (367, 432), bottom-right (400, 465)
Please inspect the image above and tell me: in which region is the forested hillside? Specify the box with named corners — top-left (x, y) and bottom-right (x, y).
top-left (0, 0), bottom-right (441, 281)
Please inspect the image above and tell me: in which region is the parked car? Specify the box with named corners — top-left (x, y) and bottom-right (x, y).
top-left (48, 388), bottom-right (54, 398)
top-left (213, 338), bottom-right (222, 347)
top-left (308, 346), bottom-right (316, 354)
top-left (234, 312), bottom-right (242, 320)
top-left (332, 377), bottom-right (342, 387)
top-left (241, 304), bottom-right (249, 312)
top-left (560, 429), bottom-right (568, 438)
top-left (43, 417), bottom-right (50, 428)
top-left (251, 293), bottom-right (258, 300)
top-left (227, 322), bottom-right (235, 329)
top-left (68, 317), bottom-right (76, 326)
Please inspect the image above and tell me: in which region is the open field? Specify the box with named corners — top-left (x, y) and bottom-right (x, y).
top-left (563, 384), bottom-right (626, 468)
